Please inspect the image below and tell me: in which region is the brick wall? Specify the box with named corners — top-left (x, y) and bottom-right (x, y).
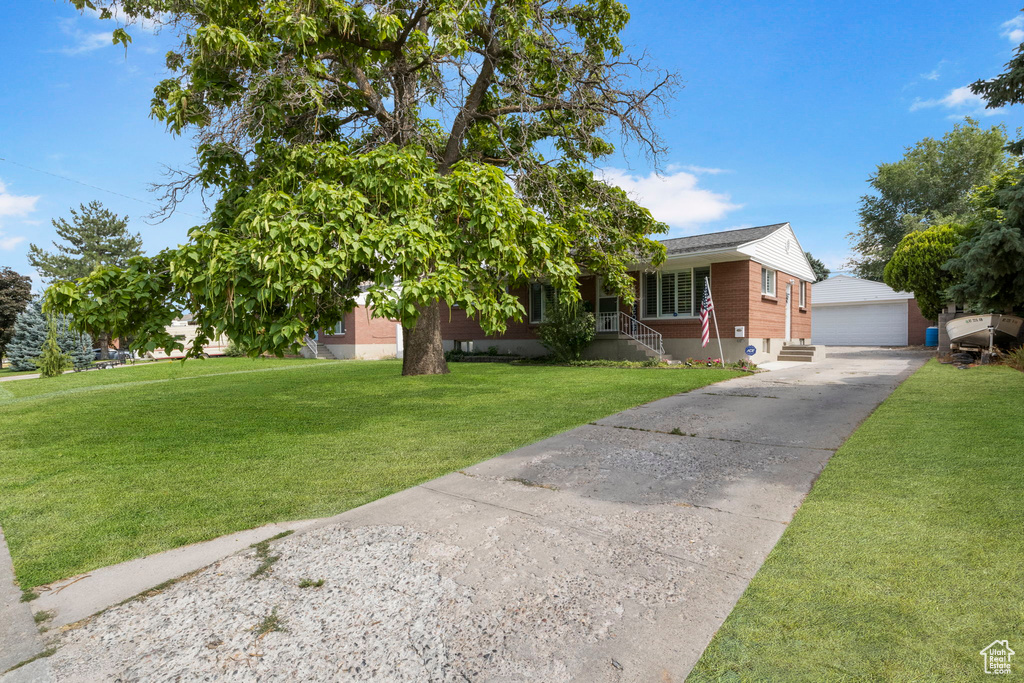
top-left (439, 277), bottom-right (602, 341)
top-left (318, 305), bottom-right (397, 346)
top-left (746, 260), bottom-right (812, 340)
top-left (907, 299), bottom-right (934, 346)
top-left (436, 264), bottom-right (816, 343)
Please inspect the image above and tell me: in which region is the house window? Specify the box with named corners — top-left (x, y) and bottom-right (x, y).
top-left (529, 283), bottom-right (557, 323)
top-left (799, 281), bottom-right (806, 308)
top-left (761, 267), bottom-right (776, 296)
top-left (642, 266), bottom-right (710, 319)
top-left (334, 318), bottom-right (346, 335)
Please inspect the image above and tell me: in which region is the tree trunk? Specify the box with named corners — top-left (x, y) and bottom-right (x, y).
top-left (401, 301), bottom-right (449, 376)
top-left (98, 331), bottom-right (110, 360)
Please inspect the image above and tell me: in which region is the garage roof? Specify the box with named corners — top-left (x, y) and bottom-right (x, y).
top-left (813, 275), bottom-right (914, 304)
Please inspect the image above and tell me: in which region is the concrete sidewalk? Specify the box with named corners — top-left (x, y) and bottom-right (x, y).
top-left (37, 349), bottom-right (929, 681)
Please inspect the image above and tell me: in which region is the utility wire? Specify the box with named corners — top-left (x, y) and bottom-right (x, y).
top-left (0, 156), bottom-right (204, 220)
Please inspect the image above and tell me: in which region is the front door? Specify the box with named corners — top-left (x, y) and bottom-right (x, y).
top-left (785, 282), bottom-right (792, 342)
top-left (597, 278), bottom-right (619, 332)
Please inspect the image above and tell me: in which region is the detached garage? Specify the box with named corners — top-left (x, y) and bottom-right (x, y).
top-left (812, 275), bottom-right (934, 346)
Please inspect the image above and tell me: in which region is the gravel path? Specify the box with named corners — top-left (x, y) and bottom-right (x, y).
top-left (48, 520), bottom-right (682, 682)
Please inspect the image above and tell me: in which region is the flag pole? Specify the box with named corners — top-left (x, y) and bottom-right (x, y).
top-left (706, 277), bottom-right (725, 364)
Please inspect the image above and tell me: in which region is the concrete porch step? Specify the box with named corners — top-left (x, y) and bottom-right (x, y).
top-left (315, 343), bottom-right (338, 360)
top-left (776, 353), bottom-right (814, 362)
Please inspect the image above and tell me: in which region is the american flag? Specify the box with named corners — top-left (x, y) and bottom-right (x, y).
top-left (699, 277), bottom-right (713, 348)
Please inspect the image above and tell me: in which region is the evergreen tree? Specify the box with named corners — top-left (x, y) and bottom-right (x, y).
top-left (28, 201), bottom-right (143, 356)
top-left (7, 300), bottom-right (47, 371)
top-left (28, 201), bottom-right (143, 282)
top-left (36, 318), bottom-right (72, 378)
top-left (64, 328), bottom-right (94, 370)
top-left (7, 300), bottom-right (94, 371)
top-left (804, 252), bottom-right (831, 283)
top-left (0, 266), bottom-right (33, 366)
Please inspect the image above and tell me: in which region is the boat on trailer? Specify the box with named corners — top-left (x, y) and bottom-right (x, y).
top-left (946, 314), bottom-right (1024, 350)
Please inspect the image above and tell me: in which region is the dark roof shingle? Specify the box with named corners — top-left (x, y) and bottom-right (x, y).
top-left (659, 223), bottom-right (788, 255)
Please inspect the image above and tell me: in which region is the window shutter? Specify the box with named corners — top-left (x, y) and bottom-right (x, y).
top-left (543, 285), bottom-right (556, 320)
top-left (676, 270), bottom-right (693, 315)
top-left (644, 273), bottom-right (658, 317)
top-left (530, 284), bottom-right (542, 322)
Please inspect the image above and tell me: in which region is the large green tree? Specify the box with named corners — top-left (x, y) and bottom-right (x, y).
top-left (30, 201), bottom-right (142, 357)
top-left (945, 167), bottom-right (1024, 313)
top-left (28, 201), bottom-right (143, 282)
top-left (847, 120), bottom-right (1011, 281)
top-left (883, 223), bottom-right (966, 320)
top-left (53, 0), bottom-right (674, 375)
top-left (0, 266), bottom-right (33, 366)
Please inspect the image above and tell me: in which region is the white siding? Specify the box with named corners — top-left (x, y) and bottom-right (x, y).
top-left (738, 224), bottom-right (816, 281)
top-left (813, 275), bottom-right (914, 304)
top-left (812, 302), bottom-right (909, 346)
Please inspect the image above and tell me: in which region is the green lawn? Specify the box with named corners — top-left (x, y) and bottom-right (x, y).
top-left (688, 360), bottom-right (1024, 682)
top-left (0, 357), bottom-right (739, 589)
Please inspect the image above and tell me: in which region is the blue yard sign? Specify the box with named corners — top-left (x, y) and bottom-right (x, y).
top-left (744, 345), bottom-right (756, 356)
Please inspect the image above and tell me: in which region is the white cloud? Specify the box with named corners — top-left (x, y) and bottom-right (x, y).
top-left (0, 180), bottom-right (39, 217)
top-left (0, 180), bottom-right (39, 252)
top-left (1002, 15), bottom-right (1024, 44)
top-left (0, 233), bottom-right (26, 251)
top-left (57, 18), bottom-right (115, 55)
top-left (909, 85), bottom-right (1006, 117)
top-left (599, 168), bottom-right (741, 231)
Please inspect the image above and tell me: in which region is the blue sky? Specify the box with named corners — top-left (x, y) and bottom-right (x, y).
top-left (2, 1), bottom-right (1024, 291)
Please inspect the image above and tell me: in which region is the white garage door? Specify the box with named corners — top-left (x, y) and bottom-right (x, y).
top-left (812, 302), bottom-right (909, 346)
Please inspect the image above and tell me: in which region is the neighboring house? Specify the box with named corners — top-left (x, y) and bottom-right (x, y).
top-left (302, 293), bottom-right (403, 360)
top-left (440, 223), bottom-right (820, 364)
top-left (811, 275), bottom-right (934, 347)
top-left (147, 315), bottom-right (230, 359)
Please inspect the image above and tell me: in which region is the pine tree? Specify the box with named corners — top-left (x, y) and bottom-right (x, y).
top-left (28, 201), bottom-right (143, 282)
top-left (37, 318), bottom-right (72, 378)
top-left (7, 300), bottom-right (94, 371)
top-left (28, 201), bottom-right (143, 357)
top-left (64, 328), bottom-right (94, 370)
top-left (7, 300), bottom-right (47, 371)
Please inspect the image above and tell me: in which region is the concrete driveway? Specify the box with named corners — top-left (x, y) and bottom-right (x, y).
top-left (38, 349), bottom-right (930, 682)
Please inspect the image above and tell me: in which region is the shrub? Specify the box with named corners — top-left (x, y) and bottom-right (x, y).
top-left (1005, 346), bottom-right (1024, 372)
top-left (536, 303), bottom-right (596, 362)
top-left (36, 319), bottom-right (72, 378)
top-left (223, 340), bottom-right (247, 357)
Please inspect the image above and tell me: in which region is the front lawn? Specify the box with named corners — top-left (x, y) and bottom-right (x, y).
top-left (0, 357), bottom-right (739, 589)
top-left (688, 360), bottom-right (1024, 681)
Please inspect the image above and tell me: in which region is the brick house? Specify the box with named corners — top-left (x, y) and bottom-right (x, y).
top-left (440, 223), bottom-right (821, 364)
top-left (302, 293), bottom-right (402, 360)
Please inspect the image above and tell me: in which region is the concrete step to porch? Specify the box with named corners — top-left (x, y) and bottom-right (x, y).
top-left (778, 344), bottom-right (817, 362)
top-left (622, 337), bottom-right (677, 364)
top-left (315, 343), bottom-right (338, 360)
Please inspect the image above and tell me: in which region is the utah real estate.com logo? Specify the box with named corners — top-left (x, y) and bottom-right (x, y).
top-left (980, 640), bottom-right (1015, 675)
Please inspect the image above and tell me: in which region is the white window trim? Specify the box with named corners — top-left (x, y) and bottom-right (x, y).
top-left (799, 280), bottom-right (806, 308)
top-left (641, 267), bottom-right (710, 320)
top-left (761, 267), bottom-right (776, 296)
top-left (529, 283), bottom-right (556, 323)
top-left (334, 319), bottom-right (346, 335)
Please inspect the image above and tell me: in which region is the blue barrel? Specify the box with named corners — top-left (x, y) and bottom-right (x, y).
top-left (925, 326), bottom-right (939, 347)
